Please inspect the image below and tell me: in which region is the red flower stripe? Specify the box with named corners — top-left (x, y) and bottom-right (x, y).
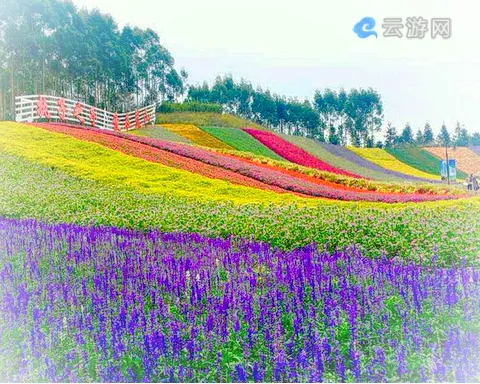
top-left (34, 123), bottom-right (465, 203)
top-left (32, 123), bottom-right (293, 195)
top-left (243, 128), bottom-right (363, 178)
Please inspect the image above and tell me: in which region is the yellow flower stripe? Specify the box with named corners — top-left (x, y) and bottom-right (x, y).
top-left (0, 123), bottom-right (470, 210)
top-left (348, 147), bottom-right (439, 180)
top-left (161, 123), bottom-right (233, 149)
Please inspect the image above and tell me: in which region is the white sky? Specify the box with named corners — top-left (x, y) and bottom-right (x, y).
top-left (71, 0), bottom-right (479, 135)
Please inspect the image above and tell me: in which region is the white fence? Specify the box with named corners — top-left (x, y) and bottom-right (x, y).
top-left (15, 95), bottom-right (156, 131)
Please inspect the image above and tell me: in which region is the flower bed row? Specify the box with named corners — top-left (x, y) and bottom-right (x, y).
top-left (210, 148), bottom-right (461, 195)
top-left (2, 218), bottom-right (479, 382)
top-left (2, 150), bottom-right (480, 263)
top-left (161, 123), bottom-right (233, 149)
top-left (348, 147), bottom-right (439, 180)
top-left (37, 124), bottom-right (465, 203)
top-left (317, 141), bottom-right (435, 182)
top-left (34, 123), bottom-right (290, 195)
top-left (243, 128), bottom-right (363, 178)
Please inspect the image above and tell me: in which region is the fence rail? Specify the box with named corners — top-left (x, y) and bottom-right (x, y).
top-left (15, 95), bottom-right (156, 131)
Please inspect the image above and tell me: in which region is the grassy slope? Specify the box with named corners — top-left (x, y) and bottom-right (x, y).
top-left (130, 125), bottom-right (192, 144)
top-left (279, 134), bottom-right (406, 182)
top-left (1, 149), bottom-right (479, 263)
top-left (201, 126), bottom-right (284, 160)
top-left (348, 147), bottom-right (440, 180)
top-left (156, 111), bottom-right (268, 130)
top-left (386, 147), bottom-right (468, 179)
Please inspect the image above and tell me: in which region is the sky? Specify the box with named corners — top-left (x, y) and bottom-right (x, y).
top-left (70, 0), bottom-right (479, 135)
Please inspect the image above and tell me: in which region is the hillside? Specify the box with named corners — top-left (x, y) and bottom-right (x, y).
top-left (156, 111), bottom-right (268, 130)
top-left (1, 119), bottom-right (480, 383)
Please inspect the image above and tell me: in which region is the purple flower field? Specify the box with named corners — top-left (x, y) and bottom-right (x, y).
top-left (0, 218), bottom-right (479, 382)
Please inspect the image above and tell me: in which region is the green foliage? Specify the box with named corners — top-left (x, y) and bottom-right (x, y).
top-left (200, 126), bottom-right (284, 160)
top-left (399, 123), bottom-right (414, 145)
top-left (437, 124), bottom-right (451, 146)
top-left (423, 123), bottom-right (434, 145)
top-left (0, 0), bottom-right (186, 118)
top-left (384, 122), bottom-right (398, 148)
top-left (385, 147), bottom-right (468, 179)
top-left (156, 111), bottom-right (267, 130)
top-left (158, 101), bottom-right (222, 114)
top-left (2, 151), bottom-right (480, 264)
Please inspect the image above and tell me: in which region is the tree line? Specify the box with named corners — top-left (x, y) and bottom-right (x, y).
top-left (384, 121), bottom-right (480, 148)
top-left (1, 0), bottom-right (479, 148)
top-left (0, 0), bottom-right (187, 120)
top-left (188, 76), bottom-right (384, 147)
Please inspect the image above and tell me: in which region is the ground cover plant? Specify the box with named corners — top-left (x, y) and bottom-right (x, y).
top-left (315, 142), bottom-right (434, 182)
top-left (210, 148), bottom-right (461, 196)
top-left (34, 123), bottom-right (464, 203)
top-left (386, 147), bottom-right (468, 180)
top-left (156, 111), bottom-right (267, 130)
top-left (347, 148), bottom-right (440, 181)
top-left (35, 123), bottom-right (291, 195)
top-left (279, 134), bottom-right (405, 181)
top-left (161, 124), bottom-right (233, 149)
top-left (131, 125), bottom-right (193, 144)
top-left (244, 128), bottom-right (362, 178)
top-left (1, 150), bottom-right (479, 264)
top-left (1, 218), bottom-right (479, 382)
top-left (425, 147), bottom-right (480, 176)
top-left (200, 126), bottom-right (284, 160)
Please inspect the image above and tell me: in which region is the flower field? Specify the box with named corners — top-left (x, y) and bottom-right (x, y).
top-left (131, 125), bottom-right (192, 144)
top-left (1, 218), bottom-right (479, 382)
top-left (386, 147), bottom-right (468, 180)
top-left (33, 123), bottom-right (463, 203)
top-left (210, 148), bottom-right (461, 195)
top-left (1, 117), bottom-right (480, 383)
top-left (161, 124), bottom-right (233, 149)
top-left (347, 148), bottom-right (440, 181)
top-left (472, 146), bottom-right (480, 155)
top-left (244, 128), bottom-right (362, 178)
top-left (315, 142), bottom-right (431, 182)
top-left (280, 134), bottom-right (411, 182)
top-left (200, 126), bottom-right (284, 160)
top-left (425, 147), bottom-right (480, 176)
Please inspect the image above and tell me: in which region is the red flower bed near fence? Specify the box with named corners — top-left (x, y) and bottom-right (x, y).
top-left (243, 128), bottom-right (363, 178)
top-left (34, 123), bottom-right (465, 203)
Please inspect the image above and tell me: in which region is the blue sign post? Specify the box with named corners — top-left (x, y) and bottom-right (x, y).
top-left (440, 159), bottom-right (456, 181)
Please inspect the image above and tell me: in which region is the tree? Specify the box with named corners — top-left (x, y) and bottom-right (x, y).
top-left (415, 128), bottom-right (424, 145)
top-left (453, 121), bottom-right (470, 147)
top-left (423, 122), bottom-right (434, 145)
top-left (328, 126), bottom-right (340, 145)
top-left (0, 0), bottom-right (186, 118)
top-left (437, 123), bottom-right (451, 146)
top-left (384, 122), bottom-right (398, 148)
top-left (399, 123), bottom-right (414, 145)
top-left (472, 132), bottom-right (480, 146)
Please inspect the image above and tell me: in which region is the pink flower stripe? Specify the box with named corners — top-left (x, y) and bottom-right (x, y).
top-left (243, 128), bottom-right (363, 178)
top-left (36, 123), bottom-right (466, 203)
